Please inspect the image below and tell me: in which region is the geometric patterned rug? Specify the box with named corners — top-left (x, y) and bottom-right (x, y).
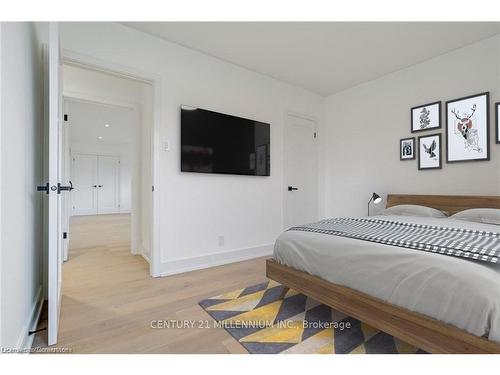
top-left (199, 280), bottom-right (427, 354)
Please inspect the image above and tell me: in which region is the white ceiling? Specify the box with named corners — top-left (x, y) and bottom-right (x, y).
top-left (123, 22), bottom-right (500, 96)
top-left (68, 100), bottom-right (135, 145)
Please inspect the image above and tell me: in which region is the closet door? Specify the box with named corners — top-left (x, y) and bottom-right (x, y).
top-left (71, 154), bottom-right (98, 216)
top-left (97, 155), bottom-right (120, 214)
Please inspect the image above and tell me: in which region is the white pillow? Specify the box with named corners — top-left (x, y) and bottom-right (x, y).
top-left (378, 204), bottom-right (448, 218)
top-left (450, 208), bottom-right (500, 225)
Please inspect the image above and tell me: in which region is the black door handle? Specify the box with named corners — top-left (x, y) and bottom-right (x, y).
top-left (37, 183), bottom-right (50, 194)
top-left (98, 185), bottom-right (103, 188)
top-left (57, 182), bottom-right (74, 194)
top-left (93, 185), bottom-right (97, 188)
top-left (287, 186), bottom-right (298, 191)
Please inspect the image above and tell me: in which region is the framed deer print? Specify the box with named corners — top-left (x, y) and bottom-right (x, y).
top-left (446, 92), bottom-right (489, 163)
top-left (418, 133), bottom-right (441, 170)
top-left (411, 101), bottom-right (441, 132)
top-left (400, 137), bottom-right (415, 160)
top-left (496, 102), bottom-right (500, 144)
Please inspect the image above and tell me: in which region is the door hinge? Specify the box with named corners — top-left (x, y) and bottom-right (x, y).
top-left (152, 185), bottom-right (155, 192)
top-left (314, 132), bottom-right (317, 138)
top-left (63, 232), bottom-right (68, 239)
top-left (64, 114), bottom-right (68, 121)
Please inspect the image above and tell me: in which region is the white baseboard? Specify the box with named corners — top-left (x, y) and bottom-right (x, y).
top-left (141, 251), bottom-right (150, 264)
top-left (159, 243), bottom-right (273, 277)
top-left (16, 286), bottom-right (44, 351)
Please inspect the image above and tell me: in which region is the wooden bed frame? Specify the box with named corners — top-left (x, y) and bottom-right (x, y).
top-left (267, 194), bottom-right (500, 354)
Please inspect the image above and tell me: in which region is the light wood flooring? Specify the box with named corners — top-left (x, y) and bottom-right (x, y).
top-left (33, 214), bottom-right (267, 353)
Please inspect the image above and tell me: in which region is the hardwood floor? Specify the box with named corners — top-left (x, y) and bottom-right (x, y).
top-left (33, 214), bottom-right (267, 353)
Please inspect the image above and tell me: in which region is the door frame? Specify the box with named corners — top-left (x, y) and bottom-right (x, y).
top-left (282, 110), bottom-right (319, 229)
top-left (63, 95), bottom-right (141, 255)
top-left (61, 49), bottom-right (162, 277)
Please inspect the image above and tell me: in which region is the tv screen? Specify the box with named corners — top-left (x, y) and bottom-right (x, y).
top-left (181, 106), bottom-right (270, 176)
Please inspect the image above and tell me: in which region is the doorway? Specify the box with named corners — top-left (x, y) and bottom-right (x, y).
top-left (283, 113), bottom-right (319, 229)
top-left (62, 63), bottom-right (154, 269)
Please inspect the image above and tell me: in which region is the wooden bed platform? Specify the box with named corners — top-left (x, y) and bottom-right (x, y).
top-left (266, 194), bottom-right (500, 354)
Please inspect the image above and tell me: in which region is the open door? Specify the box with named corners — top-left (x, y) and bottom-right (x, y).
top-left (38, 22), bottom-right (67, 346)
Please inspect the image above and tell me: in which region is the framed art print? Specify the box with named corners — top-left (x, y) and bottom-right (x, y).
top-left (418, 133), bottom-right (441, 170)
top-left (446, 92), bottom-right (489, 162)
top-left (411, 101), bottom-right (441, 132)
top-left (400, 137), bottom-right (415, 160)
top-left (496, 102), bottom-right (499, 144)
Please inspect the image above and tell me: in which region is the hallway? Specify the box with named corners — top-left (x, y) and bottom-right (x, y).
top-left (34, 214), bottom-right (266, 353)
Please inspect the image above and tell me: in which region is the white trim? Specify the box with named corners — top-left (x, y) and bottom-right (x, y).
top-left (140, 251), bottom-right (151, 264)
top-left (61, 49), bottom-right (162, 277)
top-left (16, 286), bottom-right (44, 351)
top-left (64, 90), bottom-right (138, 112)
top-left (285, 109), bottom-right (318, 124)
top-left (159, 244), bottom-right (273, 277)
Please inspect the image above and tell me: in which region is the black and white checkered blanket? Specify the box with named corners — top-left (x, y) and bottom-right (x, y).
top-left (289, 218), bottom-right (500, 263)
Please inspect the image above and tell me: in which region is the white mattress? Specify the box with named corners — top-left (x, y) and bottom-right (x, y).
top-left (273, 215), bottom-right (500, 342)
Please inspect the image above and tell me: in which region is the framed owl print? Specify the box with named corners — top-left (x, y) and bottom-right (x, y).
top-left (418, 133), bottom-right (441, 170)
top-left (446, 92), bottom-right (489, 163)
top-left (411, 101), bottom-right (441, 132)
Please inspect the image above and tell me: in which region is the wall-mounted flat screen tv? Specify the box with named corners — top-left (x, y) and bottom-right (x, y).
top-left (181, 106), bottom-right (270, 176)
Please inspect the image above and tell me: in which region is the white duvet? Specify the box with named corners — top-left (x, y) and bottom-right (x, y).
top-left (273, 215), bottom-right (500, 342)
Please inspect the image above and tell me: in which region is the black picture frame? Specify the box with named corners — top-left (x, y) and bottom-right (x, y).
top-left (496, 102), bottom-right (500, 144)
top-left (418, 133), bottom-right (442, 170)
top-left (445, 92), bottom-right (490, 163)
top-left (411, 101), bottom-right (441, 133)
top-left (400, 137), bottom-right (415, 160)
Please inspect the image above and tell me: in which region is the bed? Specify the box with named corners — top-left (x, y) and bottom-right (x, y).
top-left (266, 194), bottom-right (500, 354)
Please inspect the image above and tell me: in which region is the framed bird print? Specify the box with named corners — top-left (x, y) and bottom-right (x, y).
top-left (496, 102), bottom-right (500, 144)
top-left (400, 137), bottom-right (415, 160)
top-left (411, 101), bottom-right (441, 132)
top-left (418, 133), bottom-right (441, 170)
top-left (446, 92), bottom-right (489, 163)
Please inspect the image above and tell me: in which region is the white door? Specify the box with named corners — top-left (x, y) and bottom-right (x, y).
top-left (44, 22), bottom-right (63, 346)
top-left (283, 113), bottom-right (318, 229)
top-left (71, 154), bottom-right (98, 215)
top-left (97, 155), bottom-right (120, 214)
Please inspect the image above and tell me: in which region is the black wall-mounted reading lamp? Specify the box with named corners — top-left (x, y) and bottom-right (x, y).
top-left (367, 192), bottom-right (382, 217)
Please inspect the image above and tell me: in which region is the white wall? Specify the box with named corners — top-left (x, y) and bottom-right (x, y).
top-left (0, 22), bottom-right (46, 349)
top-left (61, 22), bottom-right (324, 275)
top-left (322, 35), bottom-right (500, 218)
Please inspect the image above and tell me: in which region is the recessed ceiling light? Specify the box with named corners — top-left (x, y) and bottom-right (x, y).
top-left (104, 124), bottom-right (110, 127)
top-left (98, 136), bottom-right (103, 140)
